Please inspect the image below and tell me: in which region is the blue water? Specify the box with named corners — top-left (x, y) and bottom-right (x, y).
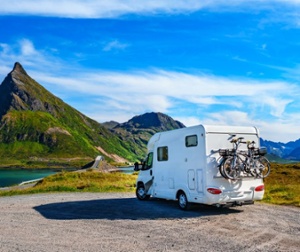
top-left (117, 166), bottom-right (134, 174)
top-left (0, 169), bottom-right (58, 187)
top-left (0, 166), bottom-right (135, 188)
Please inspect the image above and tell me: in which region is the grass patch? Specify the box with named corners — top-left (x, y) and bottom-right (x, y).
top-left (0, 157), bottom-right (93, 169)
top-left (0, 170), bottom-right (138, 196)
top-left (262, 163), bottom-right (300, 207)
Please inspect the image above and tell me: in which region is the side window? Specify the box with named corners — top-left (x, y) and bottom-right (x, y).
top-left (157, 146), bottom-right (168, 161)
top-left (186, 135), bottom-right (198, 147)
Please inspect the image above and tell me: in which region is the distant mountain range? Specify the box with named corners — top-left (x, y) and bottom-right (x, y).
top-left (260, 138), bottom-right (300, 162)
top-left (0, 62), bottom-right (299, 165)
top-left (103, 112), bottom-right (185, 158)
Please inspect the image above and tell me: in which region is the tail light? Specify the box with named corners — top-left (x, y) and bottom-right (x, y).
top-left (255, 185), bottom-right (264, 192)
top-left (207, 188), bottom-right (222, 195)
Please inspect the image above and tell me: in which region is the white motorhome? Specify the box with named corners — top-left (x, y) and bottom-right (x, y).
top-left (135, 125), bottom-right (265, 209)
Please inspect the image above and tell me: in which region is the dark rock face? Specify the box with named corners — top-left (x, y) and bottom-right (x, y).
top-left (124, 112), bottom-right (185, 130)
top-left (0, 62), bottom-right (61, 118)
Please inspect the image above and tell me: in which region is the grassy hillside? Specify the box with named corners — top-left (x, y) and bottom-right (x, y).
top-left (0, 63), bottom-right (141, 166)
top-left (262, 163), bottom-right (300, 207)
top-left (0, 111), bottom-right (98, 158)
top-left (0, 109), bottom-right (138, 166)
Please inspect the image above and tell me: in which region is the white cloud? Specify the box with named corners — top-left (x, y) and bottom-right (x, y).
top-left (199, 110), bottom-right (300, 142)
top-left (261, 97), bottom-right (293, 117)
top-left (20, 39), bottom-right (37, 56)
top-left (31, 69), bottom-right (299, 141)
top-left (23, 63), bottom-right (299, 127)
top-left (203, 111), bottom-right (251, 126)
top-left (0, 0), bottom-right (207, 18)
top-left (102, 40), bottom-right (128, 52)
top-left (255, 119), bottom-right (300, 143)
top-left (175, 116), bottom-right (202, 127)
top-left (0, 39), bottom-right (68, 78)
top-left (1, 0), bottom-right (300, 18)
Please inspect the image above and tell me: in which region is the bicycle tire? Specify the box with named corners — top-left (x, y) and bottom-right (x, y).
top-left (222, 156), bottom-right (241, 180)
top-left (219, 158), bottom-right (229, 179)
top-left (255, 156), bottom-right (271, 178)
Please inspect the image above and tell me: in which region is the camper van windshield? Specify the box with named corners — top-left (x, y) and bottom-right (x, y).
top-left (143, 152), bottom-right (153, 170)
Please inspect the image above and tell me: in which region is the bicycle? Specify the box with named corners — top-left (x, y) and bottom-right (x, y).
top-left (218, 137), bottom-right (244, 179)
top-left (244, 141), bottom-right (270, 178)
top-left (218, 137), bottom-right (270, 180)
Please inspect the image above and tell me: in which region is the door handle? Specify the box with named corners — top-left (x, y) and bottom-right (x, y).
top-left (150, 170), bottom-right (152, 176)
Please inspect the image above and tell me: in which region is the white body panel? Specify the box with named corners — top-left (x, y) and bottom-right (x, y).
top-left (136, 125), bottom-right (264, 206)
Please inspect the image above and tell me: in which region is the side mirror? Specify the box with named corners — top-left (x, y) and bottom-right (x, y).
top-left (134, 162), bottom-right (140, 171)
top-left (134, 162), bottom-right (145, 171)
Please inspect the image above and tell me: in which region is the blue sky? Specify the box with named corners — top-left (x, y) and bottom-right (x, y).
top-left (1, 0), bottom-right (300, 143)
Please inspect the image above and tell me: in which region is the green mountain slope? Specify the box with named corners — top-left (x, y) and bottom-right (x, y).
top-left (0, 63), bottom-right (136, 165)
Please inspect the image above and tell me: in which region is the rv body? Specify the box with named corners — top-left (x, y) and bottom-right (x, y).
top-left (135, 125), bottom-right (265, 209)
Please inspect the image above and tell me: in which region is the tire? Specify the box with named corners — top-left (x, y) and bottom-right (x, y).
top-left (178, 191), bottom-right (190, 210)
top-left (255, 157), bottom-right (271, 178)
top-left (136, 184), bottom-right (150, 200)
top-left (223, 156), bottom-right (241, 180)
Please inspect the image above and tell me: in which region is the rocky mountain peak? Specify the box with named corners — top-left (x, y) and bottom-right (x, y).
top-left (0, 62), bottom-right (137, 162)
top-left (0, 62), bottom-right (66, 118)
top-left (126, 112), bottom-right (185, 130)
top-left (12, 62), bottom-right (28, 75)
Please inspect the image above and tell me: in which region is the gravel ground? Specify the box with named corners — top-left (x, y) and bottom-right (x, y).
top-left (0, 192), bottom-right (299, 252)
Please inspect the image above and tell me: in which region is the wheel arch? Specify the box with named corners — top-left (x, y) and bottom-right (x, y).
top-left (176, 189), bottom-right (186, 199)
top-left (137, 181), bottom-right (144, 187)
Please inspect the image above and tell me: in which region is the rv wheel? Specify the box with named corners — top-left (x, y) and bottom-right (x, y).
top-left (136, 184), bottom-right (150, 200)
top-left (178, 191), bottom-right (190, 210)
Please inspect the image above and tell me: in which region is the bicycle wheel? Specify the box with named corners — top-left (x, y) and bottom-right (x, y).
top-left (223, 156), bottom-right (241, 180)
top-left (255, 156), bottom-right (271, 178)
top-left (219, 158), bottom-right (229, 179)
